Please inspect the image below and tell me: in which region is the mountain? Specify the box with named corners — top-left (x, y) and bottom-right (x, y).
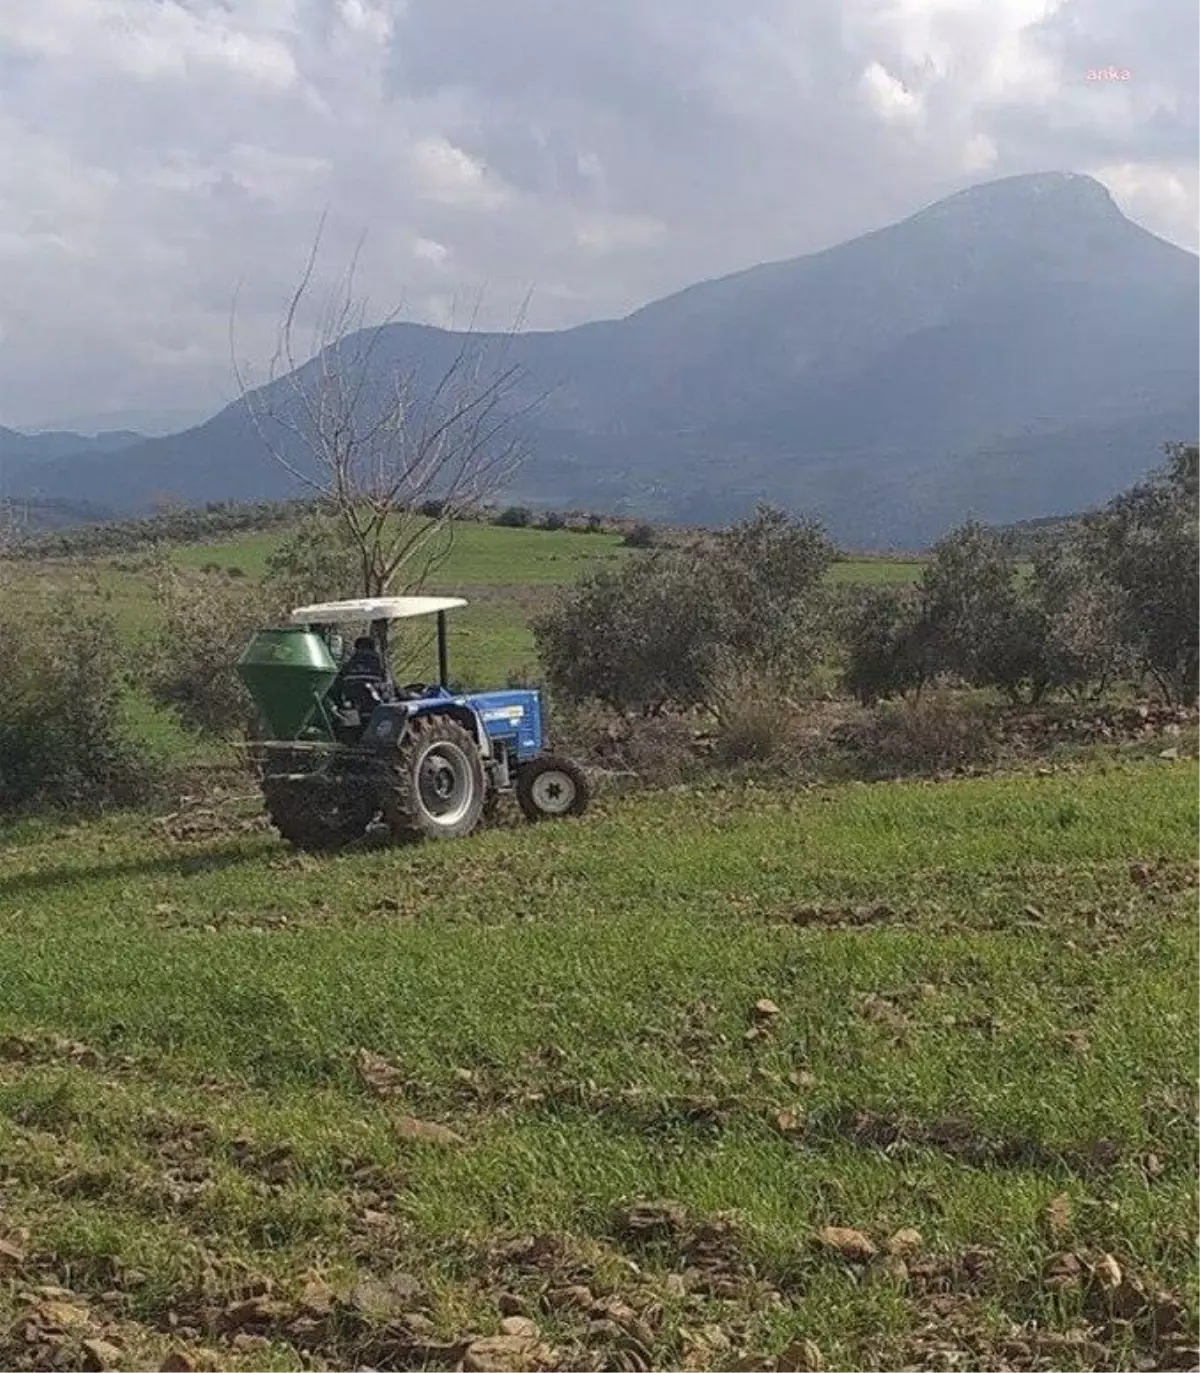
top-left (23, 405), bottom-right (215, 438)
top-left (7, 171), bottom-right (1197, 547)
top-left (0, 426), bottom-right (145, 465)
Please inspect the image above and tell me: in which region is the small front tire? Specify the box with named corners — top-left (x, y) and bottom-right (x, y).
top-left (515, 754), bottom-right (590, 822)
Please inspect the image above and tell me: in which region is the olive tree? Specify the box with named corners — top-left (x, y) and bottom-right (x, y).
top-left (534, 505), bottom-right (834, 718)
top-left (1074, 442), bottom-right (1198, 703)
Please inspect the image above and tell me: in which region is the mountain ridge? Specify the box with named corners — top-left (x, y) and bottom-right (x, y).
top-left (7, 171), bottom-right (1197, 547)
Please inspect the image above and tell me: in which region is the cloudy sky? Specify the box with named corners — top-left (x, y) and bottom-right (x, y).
top-left (0, 0), bottom-right (1195, 433)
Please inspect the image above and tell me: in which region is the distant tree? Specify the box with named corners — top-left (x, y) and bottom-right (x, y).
top-left (1073, 441), bottom-right (1198, 702)
top-left (535, 551), bottom-right (716, 717)
top-left (918, 521), bottom-right (1050, 703)
top-left (622, 522), bottom-right (657, 549)
top-left (842, 585), bottom-right (935, 704)
top-left (535, 505), bottom-right (834, 716)
top-left (494, 505), bottom-right (533, 528)
top-left (262, 511), bottom-right (362, 608)
top-left (1029, 540), bottom-right (1131, 699)
top-left (710, 505), bottom-right (835, 678)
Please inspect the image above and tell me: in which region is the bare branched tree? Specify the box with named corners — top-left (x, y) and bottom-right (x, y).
top-left (232, 219), bottom-right (541, 597)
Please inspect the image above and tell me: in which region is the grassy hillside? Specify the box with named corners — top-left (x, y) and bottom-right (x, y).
top-left (0, 758), bottom-right (1195, 1371)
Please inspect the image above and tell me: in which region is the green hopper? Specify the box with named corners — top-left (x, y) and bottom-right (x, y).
top-left (236, 628), bottom-right (339, 740)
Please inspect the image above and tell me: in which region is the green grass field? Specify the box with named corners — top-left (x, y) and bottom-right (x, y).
top-left (0, 758), bottom-right (1195, 1371)
top-left (1, 523), bottom-right (925, 695)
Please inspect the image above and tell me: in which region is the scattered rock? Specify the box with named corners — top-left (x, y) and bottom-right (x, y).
top-left (615, 1200), bottom-right (688, 1240)
top-left (1044, 1251), bottom-right (1084, 1290)
top-left (773, 1108), bottom-right (805, 1137)
top-left (817, 1226), bottom-right (877, 1261)
top-left (886, 1227), bottom-right (923, 1256)
top-left (81, 1338), bottom-right (123, 1371)
top-left (778, 1337), bottom-right (825, 1371)
top-left (498, 1316), bottom-right (540, 1339)
top-left (351, 1271), bottom-right (426, 1317)
top-left (37, 1298), bottom-right (92, 1331)
top-left (545, 1284), bottom-right (594, 1313)
top-left (220, 1295), bottom-right (293, 1330)
top-left (1094, 1252), bottom-right (1123, 1290)
top-left (354, 1047), bottom-right (408, 1097)
top-left (390, 1113), bottom-right (465, 1147)
top-left (299, 1276), bottom-right (334, 1316)
top-left (1045, 1192), bottom-right (1072, 1240)
top-left (159, 1353), bottom-right (197, 1372)
top-left (461, 1333), bottom-right (558, 1371)
top-left (230, 1332), bottom-right (270, 1352)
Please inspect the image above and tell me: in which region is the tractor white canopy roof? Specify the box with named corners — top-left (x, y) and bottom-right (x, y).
top-left (290, 596), bottom-right (467, 624)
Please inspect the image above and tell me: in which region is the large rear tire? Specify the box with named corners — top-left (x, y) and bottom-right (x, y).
top-left (515, 754), bottom-right (590, 822)
top-left (261, 774), bottom-right (378, 851)
top-left (385, 715), bottom-right (485, 841)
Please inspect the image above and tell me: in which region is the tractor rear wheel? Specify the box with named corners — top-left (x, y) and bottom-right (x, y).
top-left (515, 754), bottom-right (590, 822)
top-left (261, 774), bottom-right (378, 851)
top-left (385, 715), bottom-right (485, 841)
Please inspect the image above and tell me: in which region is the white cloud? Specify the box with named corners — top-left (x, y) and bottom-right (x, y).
top-left (413, 236), bottom-right (449, 265)
top-left (575, 214), bottom-right (667, 254)
top-left (860, 61), bottom-right (926, 124)
top-left (408, 137), bottom-right (511, 208)
top-left (0, 0), bottom-right (1193, 428)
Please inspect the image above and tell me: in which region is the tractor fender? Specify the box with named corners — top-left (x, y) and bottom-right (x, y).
top-left (410, 700), bottom-right (493, 759)
top-left (364, 700), bottom-right (492, 758)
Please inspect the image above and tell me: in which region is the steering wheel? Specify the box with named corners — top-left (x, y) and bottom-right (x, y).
top-left (400, 682), bottom-right (430, 696)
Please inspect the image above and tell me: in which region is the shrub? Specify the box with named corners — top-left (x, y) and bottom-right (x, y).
top-left (262, 514), bottom-right (362, 606)
top-left (142, 553), bottom-right (280, 735)
top-left (622, 522), bottom-right (657, 549)
top-left (535, 551), bottom-right (716, 716)
top-left (708, 666), bottom-right (804, 765)
top-left (0, 601), bottom-right (153, 812)
top-left (838, 696), bottom-right (1000, 779)
top-left (535, 504), bottom-right (834, 717)
top-left (841, 586), bottom-right (933, 704)
top-left (539, 511), bottom-right (567, 531)
top-left (706, 505), bottom-right (835, 682)
top-left (917, 522), bottom-right (1050, 703)
top-left (1074, 442), bottom-right (1198, 703)
top-left (1030, 540), bottom-right (1131, 699)
top-left (494, 506), bottom-right (533, 528)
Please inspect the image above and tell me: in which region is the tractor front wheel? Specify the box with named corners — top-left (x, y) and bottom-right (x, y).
top-left (515, 754), bottom-right (590, 822)
top-left (261, 775), bottom-right (378, 851)
top-left (385, 715), bottom-right (485, 841)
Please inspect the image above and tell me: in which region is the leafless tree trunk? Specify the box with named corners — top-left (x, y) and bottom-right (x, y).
top-left (232, 220), bottom-right (540, 597)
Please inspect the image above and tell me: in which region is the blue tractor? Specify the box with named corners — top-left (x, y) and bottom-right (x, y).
top-left (236, 596), bottom-right (589, 849)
